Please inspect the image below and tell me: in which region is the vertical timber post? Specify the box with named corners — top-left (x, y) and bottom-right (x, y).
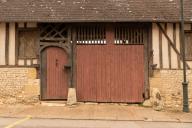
top-left (180, 0), bottom-right (189, 112)
top-left (67, 26), bottom-right (77, 105)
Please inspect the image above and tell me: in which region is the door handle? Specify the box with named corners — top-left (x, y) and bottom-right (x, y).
top-left (64, 64), bottom-right (71, 69)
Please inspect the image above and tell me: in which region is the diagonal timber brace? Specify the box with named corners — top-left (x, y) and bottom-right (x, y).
top-left (156, 23), bottom-right (190, 69)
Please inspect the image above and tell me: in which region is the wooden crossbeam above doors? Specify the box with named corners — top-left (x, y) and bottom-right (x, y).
top-left (39, 23), bottom-right (68, 42)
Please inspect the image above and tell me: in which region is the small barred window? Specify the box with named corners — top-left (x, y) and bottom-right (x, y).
top-left (115, 25), bottom-right (145, 45)
top-left (76, 25), bottom-right (106, 44)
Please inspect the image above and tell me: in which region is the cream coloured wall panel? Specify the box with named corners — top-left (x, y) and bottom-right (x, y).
top-left (33, 59), bottom-right (38, 65)
top-left (167, 23), bottom-right (178, 68)
top-left (175, 24), bottom-right (183, 68)
top-left (0, 23), bottom-right (6, 65)
top-left (161, 24), bottom-right (169, 68)
top-left (26, 60), bottom-right (31, 66)
top-left (8, 23), bottom-right (16, 65)
top-left (152, 23), bottom-right (160, 68)
top-left (18, 59), bottom-right (24, 65)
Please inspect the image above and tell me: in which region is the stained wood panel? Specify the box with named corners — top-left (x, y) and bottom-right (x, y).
top-left (42, 47), bottom-right (68, 100)
top-left (110, 45), bottom-right (144, 102)
top-left (76, 24), bottom-right (145, 102)
top-left (76, 44), bottom-right (144, 103)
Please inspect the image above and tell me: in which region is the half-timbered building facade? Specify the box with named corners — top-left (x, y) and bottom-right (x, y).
top-left (0, 0), bottom-right (192, 110)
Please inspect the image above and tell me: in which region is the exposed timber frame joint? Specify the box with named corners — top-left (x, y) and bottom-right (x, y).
top-left (156, 23), bottom-right (190, 69)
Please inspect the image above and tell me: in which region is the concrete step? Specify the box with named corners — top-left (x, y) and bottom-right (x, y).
top-left (40, 101), bottom-right (67, 107)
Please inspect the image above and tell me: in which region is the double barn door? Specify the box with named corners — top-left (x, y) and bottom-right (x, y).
top-left (41, 24), bottom-right (147, 103)
top-left (76, 45), bottom-right (144, 102)
top-left (76, 25), bottom-right (145, 103)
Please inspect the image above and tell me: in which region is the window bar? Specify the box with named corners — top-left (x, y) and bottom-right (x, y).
top-left (82, 26), bottom-right (85, 44)
top-left (121, 27), bottom-right (124, 44)
top-left (117, 27), bottom-right (120, 44)
top-left (96, 25), bottom-right (98, 44)
top-left (142, 29), bottom-right (145, 44)
top-left (129, 27), bottom-right (132, 44)
top-left (104, 27), bottom-right (106, 44)
top-left (135, 28), bottom-right (138, 44)
top-left (80, 26), bottom-right (82, 44)
top-left (139, 28), bottom-right (142, 44)
top-left (84, 27), bottom-right (86, 44)
top-left (89, 26), bottom-right (91, 44)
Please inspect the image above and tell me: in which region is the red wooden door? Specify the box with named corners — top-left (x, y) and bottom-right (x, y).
top-left (41, 47), bottom-right (68, 100)
top-left (75, 24), bottom-right (146, 103)
top-left (76, 45), bottom-right (144, 103)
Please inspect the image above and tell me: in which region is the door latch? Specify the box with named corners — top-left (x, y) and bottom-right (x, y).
top-left (55, 59), bottom-right (58, 67)
top-left (64, 64), bottom-right (71, 69)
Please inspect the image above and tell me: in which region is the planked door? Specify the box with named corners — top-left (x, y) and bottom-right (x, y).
top-left (75, 24), bottom-right (146, 103)
top-left (76, 45), bottom-right (144, 103)
top-left (41, 47), bottom-right (68, 100)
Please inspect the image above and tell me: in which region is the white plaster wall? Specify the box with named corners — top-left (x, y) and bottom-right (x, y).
top-left (151, 23), bottom-right (191, 69)
top-left (176, 24), bottom-right (183, 68)
top-left (8, 23), bottom-right (16, 65)
top-left (0, 23), bottom-right (6, 65)
top-left (18, 59), bottom-right (25, 66)
top-left (152, 23), bottom-right (160, 68)
top-left (167, 23), bottom-right (178, 68)
top-left (161, 24), bottom-right (169, 68)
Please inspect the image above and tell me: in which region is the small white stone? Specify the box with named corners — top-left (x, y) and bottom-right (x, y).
top-left (143, 100), bottom-right (152, 107)
top-left (67, 88), bottom-right (77, 105)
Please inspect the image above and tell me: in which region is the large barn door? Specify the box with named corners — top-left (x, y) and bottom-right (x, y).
top-left (75, 24), bottom-right (147, 103)
top-left (41, 47), bottom-right (68, 100)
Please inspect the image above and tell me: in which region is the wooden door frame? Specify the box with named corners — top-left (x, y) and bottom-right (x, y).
top-left (40, 43), bottom-right (72, 100)
top-left (144, 23), bottom-right (152, 99)
top-left (72, 23), bottom-right (151, 101)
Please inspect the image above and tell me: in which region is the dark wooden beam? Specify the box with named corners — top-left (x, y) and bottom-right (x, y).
top-left (166, 24), bottom-right (172, 69)
top-left (173, 23), bottom-right (181, 69)
top-left (159, 26), bottom-right (163, 69)
top-left (5, 23), bottom-right (9, 65)
top-left (15, 23), bottom-right (18, 66)
top-left (68, 25), bottom-right (73, 88)
top-left (144, 26), bottom-right (150, 99)
top-left (148, 23), bottom-right (153, 77)
top-left (72, 26), bottom-right (77, 89)
top-left (40, 37), bottom-right (68, 41)
top-left (156, 23), bottom-right (190, 69)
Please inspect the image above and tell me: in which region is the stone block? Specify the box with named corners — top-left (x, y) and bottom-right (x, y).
top-left (27, 68), bottom-right (37, 79)
top-left (142, 99), bottom-right (152, 107)
top-left (67, 88), bottom-right (77, 105)
top-left (150, 69), bottom-right (192, 111)
top-left (0, 68), bottom-right (39, 104)
top-left (24, 84), bottom-right (40, 95)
